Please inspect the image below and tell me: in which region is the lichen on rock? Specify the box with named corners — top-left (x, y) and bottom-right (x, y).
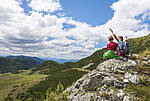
top-left (65, 58), bottom-right (142, 101)
top-left (65, 57), bottom-right (150, 101)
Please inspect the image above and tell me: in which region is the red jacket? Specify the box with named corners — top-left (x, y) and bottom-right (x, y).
top-left (107, 42), bottom-right (118, 51)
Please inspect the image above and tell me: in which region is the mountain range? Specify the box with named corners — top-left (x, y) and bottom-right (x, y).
top-left (43, 58), bottom-right (78, 63)
top-left (0, 55), bottom-right (44, 73)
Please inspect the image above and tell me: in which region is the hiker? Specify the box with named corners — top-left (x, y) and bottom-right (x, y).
top-left (103, 35), bottom-right (121, 59)
top-left (124, 36), bottom-right (130, 54)
top-left (124, 36), bottom-right (130, 59)
top-left (109, 28), bottom-right (130, 57)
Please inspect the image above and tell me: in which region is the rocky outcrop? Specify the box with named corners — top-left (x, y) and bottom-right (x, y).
top-left (65, 59), bottom-right (141, 101)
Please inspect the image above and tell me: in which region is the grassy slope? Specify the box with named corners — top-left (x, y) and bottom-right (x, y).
top-left (0, 70), bottom-right (48, 101)
top-left (128, 34), bottom-right (150, 55)
top-left (28, 69), bottom-right (88, 94)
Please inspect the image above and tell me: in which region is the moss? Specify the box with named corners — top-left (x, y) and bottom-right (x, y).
top-left (126, 69), bottom-right (136, 74)
top-left (133, 65), bottom-right (150, 75)
top-left (139, 75), bottom-right (150, 86)
top-left (125, 83), bottom-right (150, 101)
top-left (128, 55), bottom-right (138, 61)
top-left (108, 86), bottom-right (118, 92)
top-left (124, 73), bottom-right (150, 101)
top-left (139, 48), bottom-right (150, 57)
top-left (87, 86), bottom-right (99, 91)
top-left (4, 96), bottom-right (14, 101)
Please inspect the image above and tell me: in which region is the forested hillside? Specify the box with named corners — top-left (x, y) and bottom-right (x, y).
top-left (0, 56), bottom-right (43, 73)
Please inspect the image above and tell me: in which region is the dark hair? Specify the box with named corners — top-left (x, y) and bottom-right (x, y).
top-left (108, 36), bottom-right (114, 41)
top-left (119, 36), bottom-right (123, 41)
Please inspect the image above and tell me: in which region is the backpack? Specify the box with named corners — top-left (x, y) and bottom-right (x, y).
top-left (119, 41), bottom-right (130, 55)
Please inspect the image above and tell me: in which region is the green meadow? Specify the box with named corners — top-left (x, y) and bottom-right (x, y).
top-left (0, 70), bottom-right (48, 101)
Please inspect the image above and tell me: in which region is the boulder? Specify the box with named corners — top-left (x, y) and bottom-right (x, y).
top-left (66, 59), bottom-right (138, 101)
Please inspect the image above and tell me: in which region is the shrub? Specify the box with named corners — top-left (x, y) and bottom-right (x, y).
top-left (44, 82), bottom-right (68, 101)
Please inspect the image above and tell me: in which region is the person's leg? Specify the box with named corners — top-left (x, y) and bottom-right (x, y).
top-left (103, 50), bottom-right (114, 59)
top-left (103, 51), bottom-right (109, 59)
top-left (118, 49), bottom-right (126, 58)
top-left (103, 50), bottom-right (122, 60)
top-left (108, 50), bottom-right (122, 59)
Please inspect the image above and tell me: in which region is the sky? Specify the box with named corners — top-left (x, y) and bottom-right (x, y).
top-left (0, 0), bottom-right (150, 59)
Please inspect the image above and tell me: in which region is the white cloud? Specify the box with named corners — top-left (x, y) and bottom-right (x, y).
top-left (28, 0), bottom-right (62, 12)
top-left (105, 0), bottom-right (150, 37)
top-left (0, 0), bottom-right (150, 59)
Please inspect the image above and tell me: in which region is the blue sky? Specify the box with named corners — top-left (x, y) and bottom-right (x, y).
top-left (20, 0), bottom-right (118, 26)
top-left (59, 0), bottom-right (118, 26)
top-left (0, 0), bottom-right (150, 59)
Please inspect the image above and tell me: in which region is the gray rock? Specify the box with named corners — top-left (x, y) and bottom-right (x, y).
top-left (123, 95), bottom-right (134, 101)
top-left (96, 59), bottom-right (137, 73)
top-left (123, 79), bottom-right (129, 83)
top-left (68, 92), bottom-right (102, 101)
top-left (66, 59), bottom-right (137, 101)
top-left (124, 73), bottom-right (139, 84)
top-left (117, 89), bottom-right (125, 100)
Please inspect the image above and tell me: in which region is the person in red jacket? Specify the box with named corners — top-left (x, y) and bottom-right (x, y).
top-left (107, 36), bottom-right (118, 51)
top-left (103, 36), bottom-right (121, 59)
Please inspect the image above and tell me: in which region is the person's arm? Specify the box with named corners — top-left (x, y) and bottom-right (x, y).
top-left (113, 34), bottom-right (119, 42)
top-left (109, 28), bottom-right (119, 42)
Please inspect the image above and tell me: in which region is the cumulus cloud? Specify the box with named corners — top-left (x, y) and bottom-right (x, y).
top-left (0, 0), bottom-right (150, 59)
top-left (28, 0), bottom-right (62, 12)
top-left (105, 0), bottom-right (150, 37)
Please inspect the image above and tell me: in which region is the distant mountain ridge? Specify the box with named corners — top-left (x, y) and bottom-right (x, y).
top-left (43, 58), bottom-right (78, 63)
top-left (0, 56), bottom-right (44, 73)
top-left (0, 55), bottom-right (78, 73)
top-left (6, 55), bottom-right (44, 63)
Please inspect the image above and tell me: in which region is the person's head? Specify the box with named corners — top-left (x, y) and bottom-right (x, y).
top-left (119, 36), bottom-right (123, 41)
top-left (125, 36), bottom-right (128, 41)
top-left (108, 36), bottom-right (114, 42)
